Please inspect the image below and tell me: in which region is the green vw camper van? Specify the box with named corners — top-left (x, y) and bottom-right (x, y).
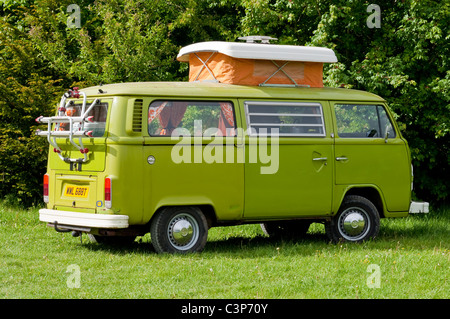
top-left (37, 40), bottom-right (428, 253)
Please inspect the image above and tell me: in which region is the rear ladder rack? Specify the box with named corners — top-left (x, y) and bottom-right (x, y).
top-left (35, 88), bottom-right (99, 164)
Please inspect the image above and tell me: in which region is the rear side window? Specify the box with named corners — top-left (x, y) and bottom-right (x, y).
top-left (245, 101), bottom-right (326, 137)
top-left (334, 104), bottom-right (396, 138)
top-left (58, 101), bottom-right (108, 137)
top-left (148, 100), bottom-right (236, 136)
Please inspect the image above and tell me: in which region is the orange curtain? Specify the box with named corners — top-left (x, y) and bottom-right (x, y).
top-left (157, 102), bottom-right (188, 135)
top-left (218, 102), bottom-right (235, 136)
top-left (148, 101), bottom-right (168, 124)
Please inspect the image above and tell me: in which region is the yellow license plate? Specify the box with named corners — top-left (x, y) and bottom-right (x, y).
top-left (64, 185), bottom-right (89, 198)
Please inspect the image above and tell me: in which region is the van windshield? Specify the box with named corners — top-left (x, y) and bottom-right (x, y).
top-left (58, 101), bottom-right (108, 137)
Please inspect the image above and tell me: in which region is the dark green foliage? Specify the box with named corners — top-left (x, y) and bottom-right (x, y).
top-left (308, 0), bottom-right (449, 203)
top-left (0, 14), bottom-right (62, 206)
top-left (0, 0), bottom-right (448, 205)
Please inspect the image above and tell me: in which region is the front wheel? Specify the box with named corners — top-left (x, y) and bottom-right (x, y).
top-left (325, 195), bottom-right (380, 243)
top-left (150, 206), bottom-right (208, 254)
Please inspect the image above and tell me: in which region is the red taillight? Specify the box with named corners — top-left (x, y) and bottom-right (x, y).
top-left (43, 173), bottom-right (49, 203)
top-left (105, 177), bottom-right (112, 209)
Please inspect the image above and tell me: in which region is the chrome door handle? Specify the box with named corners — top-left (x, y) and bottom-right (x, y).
top-left (336, 157), bottom-right (348, 161)
top-left (313, 157), bottom-right (328, 161)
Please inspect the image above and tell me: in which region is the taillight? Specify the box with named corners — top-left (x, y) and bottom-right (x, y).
top-left (43, 173), bottom-right (49, 203)
top-left (105, 177), bottom-right (112, 209)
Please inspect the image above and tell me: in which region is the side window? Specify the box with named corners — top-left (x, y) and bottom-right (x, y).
top-left (148, 101), bottom-right (236, 136)
top-left (59, 101), bottom-right (108, 137)
top-left (245, 101), bottom-right (326, 137)
top-left (334, 104), bottom-right (396, 138)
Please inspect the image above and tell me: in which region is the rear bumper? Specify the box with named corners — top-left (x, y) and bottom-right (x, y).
top-left (409, 201), bottom-right (429, 214)
top-left (39, 209), bottom-right (129, 229)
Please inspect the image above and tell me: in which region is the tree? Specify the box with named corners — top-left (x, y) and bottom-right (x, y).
top-left (308, 0), bottom-right (449, 203)
top-left (24, 0), bottom-right (247, 85)
top-left (0, 13), bottom-right (61, 206)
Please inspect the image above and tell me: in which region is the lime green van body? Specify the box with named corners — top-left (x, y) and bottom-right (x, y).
top-left (39, 82), bottom-right (424, 252)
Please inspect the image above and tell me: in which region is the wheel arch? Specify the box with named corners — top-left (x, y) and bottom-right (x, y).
top-left (338, 186), bottom-right (386, 218)
top-left (148, 204), bottom-right (217, 229)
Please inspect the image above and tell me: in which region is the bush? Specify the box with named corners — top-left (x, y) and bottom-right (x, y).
top-left (0, 15), bottom-right (62, 206)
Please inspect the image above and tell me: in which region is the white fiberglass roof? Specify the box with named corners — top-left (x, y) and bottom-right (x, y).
top-left (177, 41), bottom-right (338, 63)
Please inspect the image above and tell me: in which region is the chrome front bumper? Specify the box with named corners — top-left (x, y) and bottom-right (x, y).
top-left (409, 201), bottom-right (429, 214)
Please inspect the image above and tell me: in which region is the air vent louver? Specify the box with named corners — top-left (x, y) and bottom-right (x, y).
top-left (132, 99), bottom-right (143, 132)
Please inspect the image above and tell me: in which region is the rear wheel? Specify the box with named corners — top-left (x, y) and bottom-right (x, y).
top-left (325, 195), bottom-right (380, 243)
top-left (150, 206), bottom-right (208, 254)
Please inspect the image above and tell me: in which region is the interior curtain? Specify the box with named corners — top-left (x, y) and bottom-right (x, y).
top-left (218, 102), bottom-right (235, 136)
top-left (158, 102), bottom-right (188, 135)
top-left (148, 101), bottom-right (188, 135)
top-left (148, 101), bottom-right (168, 124)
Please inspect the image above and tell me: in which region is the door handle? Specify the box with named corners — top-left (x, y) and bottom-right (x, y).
top-left (336, 157), bottom-right (348, 161)
top-left (313, 157), bottom-right (328, 161)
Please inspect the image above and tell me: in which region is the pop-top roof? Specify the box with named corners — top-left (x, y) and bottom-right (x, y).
top-left (177, 41), bottom-right (338, 63)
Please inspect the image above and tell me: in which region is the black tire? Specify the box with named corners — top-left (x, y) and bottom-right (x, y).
top-left (261, 220), bottom-right (311, 239)
top-left (325, 195), bottom-right (380, 243)
top-left (150, 206), bottom-right (208, 254)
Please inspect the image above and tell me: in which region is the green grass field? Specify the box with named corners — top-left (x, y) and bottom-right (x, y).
top-left (1, 203), bottom-right (448, 299)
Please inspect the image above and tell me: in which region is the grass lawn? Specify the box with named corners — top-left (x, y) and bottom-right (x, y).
top-left (1, 203), bottom-right (448, 299)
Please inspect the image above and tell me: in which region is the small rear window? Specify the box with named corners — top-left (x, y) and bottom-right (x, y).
top-left (58, 101), bottom-right (108, 137)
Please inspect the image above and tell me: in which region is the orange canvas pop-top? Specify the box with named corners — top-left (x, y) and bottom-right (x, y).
top-left (177, 40), bottom-right (338, 87)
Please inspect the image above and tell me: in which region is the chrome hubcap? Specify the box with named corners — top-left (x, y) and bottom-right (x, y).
top-left (168, 213), bottom-right (199, 250)
top-left (338, 207), bottom-right (370, 241)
